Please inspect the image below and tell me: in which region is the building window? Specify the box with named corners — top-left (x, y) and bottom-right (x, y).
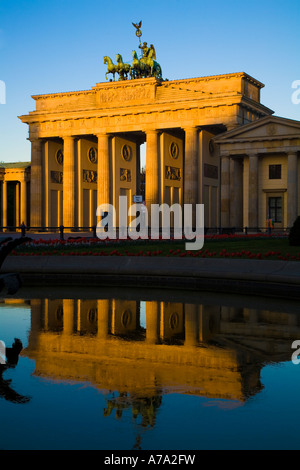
top-left (268, 197), bottom-right (282, 223)
top-left (269, 164), bottom-right (281, 179)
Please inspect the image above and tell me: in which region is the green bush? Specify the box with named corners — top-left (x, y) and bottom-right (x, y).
top-left (289, 216), bottom-right (300, 246)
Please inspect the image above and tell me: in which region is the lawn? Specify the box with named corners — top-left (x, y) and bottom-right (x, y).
top-left (10, 234), bottom-right (300, 261)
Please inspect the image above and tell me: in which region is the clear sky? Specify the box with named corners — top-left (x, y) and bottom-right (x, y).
top-left (0, 0), bottom-right (299, 163)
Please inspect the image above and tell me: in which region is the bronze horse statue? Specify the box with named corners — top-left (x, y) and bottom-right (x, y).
top-left (131, 51), bottom-right (147, 79)
top-left (103, 56), bottom-right (118, 81)
top-left (116, 54), bottom-right (132, 80)
top-left (139, 46), bottom-right (162, 79)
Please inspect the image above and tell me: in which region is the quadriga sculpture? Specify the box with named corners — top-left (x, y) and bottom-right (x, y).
top-left (103, 42), bottom-right (162, 81)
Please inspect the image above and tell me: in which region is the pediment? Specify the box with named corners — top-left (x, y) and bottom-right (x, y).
top-left (215, 116), bottom-right (300, 142)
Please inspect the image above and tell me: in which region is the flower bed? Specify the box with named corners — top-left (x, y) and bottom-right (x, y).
top-left (8, 233), bottom-right (300, 261)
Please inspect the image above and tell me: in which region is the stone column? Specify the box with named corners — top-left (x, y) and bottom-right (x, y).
top-left (15, 182), bottom-right (20, 227)
top-left (248, 153), bottom-right (259, 230)
top-left (89, 189), bottom-right (94, 227)
top-left (146, 301), bottom-right (160, 344)
top-left (287, 151), bottom-right (298, 228)
top-left (20, 178), bottom-right (27, 226)
top-left (62, 299), bottom-right (75, 335)
top-left (184, 127), bottom-right (198, 226)
top-left (230, 158), bottom-right (243, 229)
top-left (145, 130), bottom-right (159, 221)
top-left (184, 304), bottom-right (198, 347)
top-left (57, 190), bottom-right (62, 226)
top-left (28, 299), bottom-right (43, 349)
top-left (136, 142), bottom-right (141, 196)
top-left (220, 155), bottom-right (230, 228)
top-left (2, 181), bottom-right (7, 228)
top-left (30, 139), bottom-right (43, 228)
top-left (63, 136), bottom-right (76, 228)
top-left (243, 308), bottom-right (258, 323)
top-left (97, 299), bottom-right (110, 340)
top-left (97, 133), bottom-right (110, 220)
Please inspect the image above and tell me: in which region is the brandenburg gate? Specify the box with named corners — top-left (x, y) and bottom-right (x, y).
top-left (18, 30), bottom-right (274, 230)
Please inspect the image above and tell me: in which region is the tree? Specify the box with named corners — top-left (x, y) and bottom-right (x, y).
top-left (289, 216), bottom-right (300, 246)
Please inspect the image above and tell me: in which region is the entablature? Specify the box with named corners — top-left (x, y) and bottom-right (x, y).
top-left (19, 72), bottom-right (272, 130)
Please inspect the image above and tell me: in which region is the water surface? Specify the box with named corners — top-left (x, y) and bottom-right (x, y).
top-left (0, 287), bottom-right (299, 450)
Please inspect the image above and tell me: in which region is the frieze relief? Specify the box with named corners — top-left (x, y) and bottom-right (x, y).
top-left (51, 171), bottom-right (63, 184)
top-left (98, 86), bottom-right (153, 104)
top-left (120, 168), bottom-right (131, 182)
top-left (204, 163), bottom-right (218, 179)
top-left (83, 169), bottom-right (97, 183)
top-left (165, 165), bottom-right (181, 181)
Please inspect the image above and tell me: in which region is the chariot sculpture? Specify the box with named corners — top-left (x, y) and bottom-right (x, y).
top-left (103, 21), bottom-right (163, 81)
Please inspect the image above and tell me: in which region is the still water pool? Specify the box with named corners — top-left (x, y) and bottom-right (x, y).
top-left (0, 287), bottom-right (300, 450)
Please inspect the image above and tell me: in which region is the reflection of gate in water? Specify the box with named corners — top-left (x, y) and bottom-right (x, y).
top-left (24, 296), bottom-right (300, 406)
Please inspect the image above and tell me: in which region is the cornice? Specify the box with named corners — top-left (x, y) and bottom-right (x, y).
top-left (154, 72), bottom-right (264, 88)
top-left (30, 72), bottom-right (264, 101)
top-left (214, 114), bottom-right (300, 143)
top-left (216, 135), bottom-right (300, 144)
top-left (19, 93), bottom-right (251, 125)
top-left (240, 95), bottom-right (274, 115)
top-left (32, 89), bottom-right (97, 101)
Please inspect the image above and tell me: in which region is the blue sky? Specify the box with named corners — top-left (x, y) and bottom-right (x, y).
top-left (0, 0), bottom-right (299, 163)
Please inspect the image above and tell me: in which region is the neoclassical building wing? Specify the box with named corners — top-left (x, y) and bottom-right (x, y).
top-left (214, 115), bottom-right (300, 229)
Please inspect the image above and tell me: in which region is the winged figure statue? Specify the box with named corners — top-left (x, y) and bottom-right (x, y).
top-left (132, 20), bottom-right (142, 39)
top-left (132, 20), bottom-right (142, 30)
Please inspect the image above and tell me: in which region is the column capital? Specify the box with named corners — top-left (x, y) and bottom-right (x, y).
top-left (30, 138), bottom-right (43, 150)
top-left (62, 135), bottom-right (75, 142)
top-left (96, 132), bottom-right (110, 141)
top-left (18, 173), bottom-right (29, 183)
top-left (183, 126), bottom-right (199, 136)
top-left (29, 137), bottom-right (42, 143)
top-left (184, 125), bottom-right (198, 130)
top-left (143, 128), bottom-right (159, 135)
top-left (287, 150), bottom-right (298, 157)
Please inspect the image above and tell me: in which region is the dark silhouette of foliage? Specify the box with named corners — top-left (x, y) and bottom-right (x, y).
top-left (289, 216), bottom-right (300, 246)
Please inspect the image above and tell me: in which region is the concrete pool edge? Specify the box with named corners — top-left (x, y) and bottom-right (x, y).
top-left (1, 256), bottom-right (300, 299)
